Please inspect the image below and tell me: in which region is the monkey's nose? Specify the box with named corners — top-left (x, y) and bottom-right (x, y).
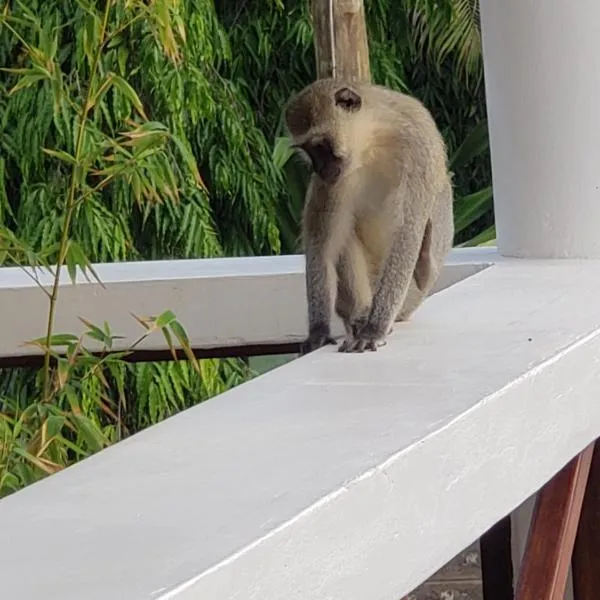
top-left (314, 159), bottom-right (342, 184)
top-left (302, 139), bottom-right (342, 184)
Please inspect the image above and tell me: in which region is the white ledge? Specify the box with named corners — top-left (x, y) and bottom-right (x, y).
top-left (0, 248), bottom-right (489, 357)
top-left (1, 249), bottom-right (600, 599)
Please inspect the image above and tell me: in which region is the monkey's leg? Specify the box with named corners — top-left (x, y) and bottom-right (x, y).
top-left (413, 218), bottom-right (433, 292)
top-left (334, 289), bottom-right (355, 338)
top-left (396, 279), bottom-right (429, 322)
top-left (302, 251), bottom-right (338, 355)
top-left (335, 237), bottom-right (373, 352)
top-left (301, 181), bottom-right (357, 355)
top-left (399, 182), bottom-right (455, 323)
top-left (340, 219), bottom-right (425, 353)
top-left (397, 218), bottom-right (436, 322)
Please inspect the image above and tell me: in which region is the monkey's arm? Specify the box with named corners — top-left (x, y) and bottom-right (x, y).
top-left (341, 211), bottom-right (428, 353)
top-left (301, 181), bottom-right (354, 354)
top-left (302, 244), bottom-right (338, 354)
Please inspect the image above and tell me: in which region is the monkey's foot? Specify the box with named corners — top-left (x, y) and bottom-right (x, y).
top-left (339, 337), bottom-right (387, 353)
top-left (338, 334), bottom-right (357, 353)
top-left (300, 326), bottom-right (337, 355)
top-left (338, 324), bottom-right (388, 353)
top-left (338, 314), bottom-right (371, 352)
top-left (351, 316), bottom-right (369, 337)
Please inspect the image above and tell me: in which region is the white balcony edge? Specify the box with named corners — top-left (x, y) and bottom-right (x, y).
top-left (1, 249), bottom-right (600, 599)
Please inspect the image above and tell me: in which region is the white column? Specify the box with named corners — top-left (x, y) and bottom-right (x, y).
top-left (479, 3), bottom-right (599, 597)
top-left (480, 0), bottom-right (600, 258)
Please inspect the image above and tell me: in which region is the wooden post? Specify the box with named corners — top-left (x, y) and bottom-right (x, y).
top-left (310, 0), bottom-right (371, 82)
top-left (572, 440), bottom-right (600, 599)
top-left (514, 444), bottom-right (594, 600)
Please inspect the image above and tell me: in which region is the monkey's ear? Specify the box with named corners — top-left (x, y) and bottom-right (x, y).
top-left (334, 87), bottom-right (362, 112)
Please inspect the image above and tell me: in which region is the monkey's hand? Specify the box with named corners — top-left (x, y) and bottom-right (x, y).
top-left (338, 313), bottom-right (369, 352)
top-left (300, 324), bottom-right (337, 355)
top-left (338, 321), bottom-right (388, 353)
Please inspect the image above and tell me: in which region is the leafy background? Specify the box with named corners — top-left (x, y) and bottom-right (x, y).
top-left (0, 0), bottom-right (492, 496)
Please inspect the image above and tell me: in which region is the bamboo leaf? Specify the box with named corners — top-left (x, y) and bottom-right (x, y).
top-left (70, 414), bottom-right (109, 452)
top-left (169, 132), bottom-right (207, 192)
top-left (64, 241), bottom-right (103, 286)
top-left (169, 319), bottom-right (190, 346)
top-left (42, 148), bottom-right (77, 165)
top-left (109, 73), bottom-right (148, 119)
top-left (155, 309), bottom-right (177, 329)
top-left (8, 72), bottom-right (48, 94)
top-left (26, 333), bottom-right (79, 348)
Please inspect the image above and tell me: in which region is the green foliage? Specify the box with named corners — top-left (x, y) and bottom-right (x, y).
top-left (448, 119), bottom-right (493, 244)
top-left (0, 307), bottom-right (240, 496)
top-left (405, 0), bottom-right (493, 245)
top-left (1, 0), bottom-right (283, 259)
top-left (408, 0), bottom-right (482, 88)
top-left (0, 0), bottom-right (256, 497)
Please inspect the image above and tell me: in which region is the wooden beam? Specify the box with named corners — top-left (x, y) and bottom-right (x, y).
top-left (572, 439), bottom-right (600, 599)
top-left (515, 444), bottom-right (594, 600)
top-left (0, 342), bottom-right (300, 369)
top-left (310, 0), bottom-right (371, 81)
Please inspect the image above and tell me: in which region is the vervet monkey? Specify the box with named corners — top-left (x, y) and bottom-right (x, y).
top-left (284, 78), bottom-right (454, 354)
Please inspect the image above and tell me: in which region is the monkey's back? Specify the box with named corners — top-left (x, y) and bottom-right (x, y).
top-left (345, 83), bottom-right (453, 298)
top-left (356, 83), bottom-right (450, 199)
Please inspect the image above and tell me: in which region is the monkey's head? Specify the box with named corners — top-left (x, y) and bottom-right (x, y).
top-left (284, 79), bottom-right (368, 185)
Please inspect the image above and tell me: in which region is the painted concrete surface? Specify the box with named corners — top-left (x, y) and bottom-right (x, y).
top-left (2, 254), bottom-right (600, 598)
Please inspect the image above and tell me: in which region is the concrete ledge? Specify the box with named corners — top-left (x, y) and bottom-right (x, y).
top-left (0, 249), bottom-right (490, 358)
top-left (2, 250), bottom-right (600, 599)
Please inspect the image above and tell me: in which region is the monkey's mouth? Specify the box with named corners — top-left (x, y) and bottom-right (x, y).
top-left (297, 138), bottom-right (343, 184)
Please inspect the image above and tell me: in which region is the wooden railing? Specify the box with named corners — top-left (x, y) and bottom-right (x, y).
top-left (1, 247), bottom-right (599, 599)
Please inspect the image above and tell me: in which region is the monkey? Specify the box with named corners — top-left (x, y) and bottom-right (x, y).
top-left (284, 78), bottom-right (454, 354)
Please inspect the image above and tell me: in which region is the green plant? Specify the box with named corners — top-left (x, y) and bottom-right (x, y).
top-left (0, 0), bottom-right (255, 497)
top-left (0, 2), bottom-right (287, 477)
top-left (4, 0), bottom-right (203, 395)
top-left (449, 119), bottom-right (495, 245)
top-left (0, 310), bottom-right (202, 496)
top-left (407, 0), bottom-right (494, 246)
top-left (272, 135), bottom-right (309, 252)
top-left (408, 0), bottom-right (482, 89)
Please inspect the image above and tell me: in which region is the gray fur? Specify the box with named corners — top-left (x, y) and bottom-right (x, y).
top-left (285, 78), bottom-right (454, 354)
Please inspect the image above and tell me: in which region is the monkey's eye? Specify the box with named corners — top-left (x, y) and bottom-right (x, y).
top-left (334, 87), bottom-right (362, 112)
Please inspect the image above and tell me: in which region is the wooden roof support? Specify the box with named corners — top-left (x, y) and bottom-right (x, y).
top-left (310, 0), bottom-right (371, 82)
top-left (515, 443), bottom-right (596, 599)
top-left (572, 441), bottom-right (600, 599)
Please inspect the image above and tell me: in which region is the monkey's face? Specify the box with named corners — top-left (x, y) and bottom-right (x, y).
top-left (295, 136), bottom-right (342, 184)
top-left (285, 81), bottom-right (364, 185)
